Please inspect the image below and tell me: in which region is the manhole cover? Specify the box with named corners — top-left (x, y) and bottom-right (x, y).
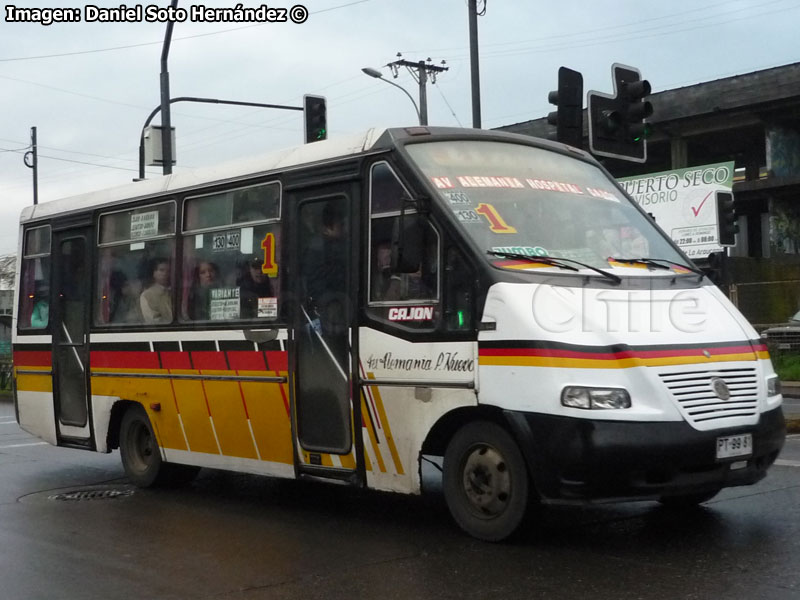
top-left (18, 483), bottom-right (136, 505)
top-left (49, 488), bottom-right (134, 501)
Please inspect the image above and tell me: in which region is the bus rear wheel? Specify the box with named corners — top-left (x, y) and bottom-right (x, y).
top-left (119, 405), bottom-right (198, 487)
top-left (442, 421), bottom-right (530, 542)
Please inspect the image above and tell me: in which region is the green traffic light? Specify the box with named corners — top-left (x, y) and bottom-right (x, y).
top-left (633, 122), bottom-right (653, 142)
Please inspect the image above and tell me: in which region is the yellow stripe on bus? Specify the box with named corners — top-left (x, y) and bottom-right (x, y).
top-left (361, 392), bottom-right (386, 473)
top-left (15, 372), bottom-right (53, 393)
top-left (479, 352), bottom-right (758, 369)
top-left (369, 384), bottom-right (405, 476)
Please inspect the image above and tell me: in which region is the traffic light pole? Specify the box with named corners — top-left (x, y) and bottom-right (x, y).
top-left (159, 0), bottom-right (178, 175)
top-left (136, 96), bottom-right (303, 181)
top-left (468, 0), bottom-right (482, 128)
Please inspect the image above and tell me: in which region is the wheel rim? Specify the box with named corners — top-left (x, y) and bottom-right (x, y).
top-left (460, 443), bottom-right (512, 520)
top-left (127, 419), bottom-right (156, 475)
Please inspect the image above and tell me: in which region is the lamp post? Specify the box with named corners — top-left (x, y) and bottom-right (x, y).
top-left (361, 67), bottom-right (422, 125)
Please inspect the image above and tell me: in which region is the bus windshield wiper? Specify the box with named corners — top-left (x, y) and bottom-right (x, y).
top-left (609, 256), bottom-right (704, 278)
top-left (487, 251), bottom-right (621, 284)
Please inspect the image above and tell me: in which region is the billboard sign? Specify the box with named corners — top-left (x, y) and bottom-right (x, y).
top-left (617, 161), bottom-right (734, 259)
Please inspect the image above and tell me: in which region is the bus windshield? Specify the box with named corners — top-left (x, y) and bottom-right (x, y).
top-left (406, 140), bottom-right (690, 272)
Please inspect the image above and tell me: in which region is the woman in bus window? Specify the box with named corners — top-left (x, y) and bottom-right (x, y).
top-left (140, 258), bottom-right (172, 324)
top-left (188, 260), bottom-right (219, 320)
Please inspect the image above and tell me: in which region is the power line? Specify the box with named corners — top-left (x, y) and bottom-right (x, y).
top-left (447, 0), bottom-right (799, 62)
top-left (35, 153), bottom-right (141, 173)
top-left (434, 85), bottom-right (463, 127)
top-left (407, 0), bottom-right (739, 53)
top-left (0, 145), bottom-right (30, 153)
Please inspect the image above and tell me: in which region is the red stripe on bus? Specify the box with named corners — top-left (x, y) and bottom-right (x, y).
top-left (192, 351), bottom-right (227, 371)
top-left (227, 351), bottom-right (267, 371)
top-left (91, 351), bottom-right (160, 369)
top-left (13, 350), bottom-right (51, 367)
top-left (160, 351), bottom-right (192, 370)
top-left (479, 344), bottom-right (757, 361)
top-left (265, 350), bottom-right (288, 371)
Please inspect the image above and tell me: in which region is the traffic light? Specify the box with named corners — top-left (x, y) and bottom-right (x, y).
top-left (716, 190), bottom-right (738, 246)
top-left (588, 63), bottom-right (653, 162)
top-left (303, 94), bottom-right (327, 143)
top-left (547, 66), bottom-right (583, 149)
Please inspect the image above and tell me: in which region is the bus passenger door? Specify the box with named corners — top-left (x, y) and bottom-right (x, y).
top-left (52, 227), bottom-right (93, 445)
top-left (289, 188), bottom-right (359, 481)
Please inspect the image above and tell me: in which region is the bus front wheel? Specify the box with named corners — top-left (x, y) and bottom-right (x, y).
top-left (442, 421), bottom-right (530, 542)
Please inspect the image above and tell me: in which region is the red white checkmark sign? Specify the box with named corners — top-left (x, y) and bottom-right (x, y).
top-left (691, 191), bottom-right (713, 217)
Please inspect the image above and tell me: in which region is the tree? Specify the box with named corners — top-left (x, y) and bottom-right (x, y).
top-left (0, 255), bottom-right (16, 291)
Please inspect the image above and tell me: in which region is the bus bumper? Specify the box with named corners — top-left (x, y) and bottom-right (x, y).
top-left (504, 407), bottom-right (786, 503)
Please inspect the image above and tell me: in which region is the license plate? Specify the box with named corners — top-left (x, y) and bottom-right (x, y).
top-left (716, 433), bottom-right (753, 460)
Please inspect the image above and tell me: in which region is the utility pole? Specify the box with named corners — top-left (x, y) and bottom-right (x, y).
top-left (467, 0), bottom-right (484, 128)
top-left (387, 57), bottom-right (448, 126)
top-left (160, 0), bottom-right (178, 175)
top-left (23, 126), bottom-right (38, 205)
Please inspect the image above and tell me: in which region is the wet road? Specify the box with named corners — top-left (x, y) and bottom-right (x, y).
top-left (2, 398), bottom-right (799, 600)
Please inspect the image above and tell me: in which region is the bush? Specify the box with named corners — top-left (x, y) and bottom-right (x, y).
top-left (772, 352), bottom-right (800, 381)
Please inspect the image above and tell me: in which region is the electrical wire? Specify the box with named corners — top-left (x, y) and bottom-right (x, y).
top-left (409, 0), bottom-right (748, 54)
top-left (434, 85), bottom-right (463, 127)
top-left (448, 0), bottom-right (799, 62)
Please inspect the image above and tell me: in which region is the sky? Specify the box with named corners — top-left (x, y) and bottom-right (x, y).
top-left (0, 0), bottom-right (798, 257)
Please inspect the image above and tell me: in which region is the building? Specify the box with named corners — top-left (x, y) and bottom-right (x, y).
top-left (498, 62), bottom-right (800, 326)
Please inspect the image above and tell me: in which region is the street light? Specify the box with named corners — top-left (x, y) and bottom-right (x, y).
top-left (361, 67), bottom-right (422, 125)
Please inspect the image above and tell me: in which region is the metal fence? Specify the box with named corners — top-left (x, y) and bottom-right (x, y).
top-left (729, 279), bottom-right (800, 331)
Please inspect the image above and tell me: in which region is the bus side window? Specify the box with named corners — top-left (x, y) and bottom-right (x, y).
top-left (18, 225), bottom-right (51, 331)
top-left (371, 215), bottom-right (438, 303)
top-left (181, 182), bottom-right (281, 324)
top-left (368, 161), bottom-right (440, 330)
top-left (95, 202), bottom-right (175, 326)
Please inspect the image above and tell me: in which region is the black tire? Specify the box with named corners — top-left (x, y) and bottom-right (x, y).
top-left (658, 488), bottom-right (721, 508)
top-left (443, 421), bottom-right (530, 542)
top-left (119, 405), bottom-right (199, 487)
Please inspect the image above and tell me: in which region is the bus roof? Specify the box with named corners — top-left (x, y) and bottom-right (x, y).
top-left (19, 127), bottom-right (389, 224)
top-left (19, 126), bottom-right (590, 224)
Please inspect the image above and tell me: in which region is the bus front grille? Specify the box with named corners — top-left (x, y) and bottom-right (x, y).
top-left (658, 367), bottom-right (759, 427)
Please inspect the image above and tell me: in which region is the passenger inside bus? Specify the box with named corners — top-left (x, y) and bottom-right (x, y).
top-left (108, 270), bottom-right (141, 324)
top-left (30, 282), bottom-right (49, 329)
top-left (302, 201), bottom-right (347, 335)
top-left (140, 258), bottom-right (173, 324)
top-left (238, 256), bottom-right (273, 319)
top-left (370, 220), bottom-right (436, 302)
top-left (188, 260), bottom-right (220, 321)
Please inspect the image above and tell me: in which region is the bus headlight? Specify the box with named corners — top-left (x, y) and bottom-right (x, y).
top-left (561, 386), bottom-right (631, 410)
top-left (767, 375), bottom-right (781, 397)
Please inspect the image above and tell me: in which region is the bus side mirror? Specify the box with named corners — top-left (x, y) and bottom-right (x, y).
top-left (391, 213), bottom-right (423, 273)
